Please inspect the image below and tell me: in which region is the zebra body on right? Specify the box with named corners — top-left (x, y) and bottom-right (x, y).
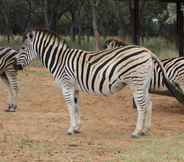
top-left (150, 57), bottom-right (184, 94)
top-left (16, 29), bottom-right (184, 138)
top-left (104, 38), bottom-right (184, 102)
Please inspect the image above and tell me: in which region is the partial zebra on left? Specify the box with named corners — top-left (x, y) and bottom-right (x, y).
top-left (16, 29), bottom-right (184, 138)
top-left (0, 47), bottom-right (22, 112)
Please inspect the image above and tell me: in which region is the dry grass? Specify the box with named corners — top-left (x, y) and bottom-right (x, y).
top-left (0, 68), bottom-right (184, 162)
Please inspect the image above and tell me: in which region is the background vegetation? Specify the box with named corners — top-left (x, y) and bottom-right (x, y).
top-left (0, 0), bottom-right (180, 58)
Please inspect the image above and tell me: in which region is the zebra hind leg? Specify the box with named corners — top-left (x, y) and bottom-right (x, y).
top-left (143, 100), bottom-right (152, 135)
top-left (131, 88), bottom-right (150, 138)
top-left (5, 70), bottom-right (17, 112)
top-left (0, 73), bottom-right (16, 112)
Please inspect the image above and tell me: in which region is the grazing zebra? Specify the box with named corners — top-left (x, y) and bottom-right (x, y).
top-left (16, 29), bottom-right (184, 138)
top-left (0, 47), bottom-right (21, 112)
top-left (104, 38), bottom-right (184, 103)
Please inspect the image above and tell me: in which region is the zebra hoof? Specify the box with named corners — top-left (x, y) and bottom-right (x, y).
top-left (131, 134), bottom-right (141, 138)
top-left (131, 131), bottom-right (144, 138)
top-left (5, 105), bottom-right (16, 112)
top-left (67, 129), bottom-right (75, 135)
top-left (5, 109), bottom-right (16, 112)
top-left (5, 107), bottom-right (16, 112)
top-left (67, 131), bottom-right (74, 135)
top-left (142, 130), bottom-right (151, 136)
top-left (74, 130), bottom-right (80, 134)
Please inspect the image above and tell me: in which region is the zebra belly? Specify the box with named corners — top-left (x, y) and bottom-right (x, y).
top-left (149, 85), bottom-right (170, 95)
top-left (77, 78), bottom-right (126, 96)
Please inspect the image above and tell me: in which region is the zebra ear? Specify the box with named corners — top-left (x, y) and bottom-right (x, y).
top-left (29, 32), bottom-right (33, 40)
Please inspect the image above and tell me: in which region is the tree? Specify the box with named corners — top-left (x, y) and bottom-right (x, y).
top-left (0, 0), bottom-right (13, 42)
top-left (89, 0), bottom-right (101, 50)
top-left (41, 0), bottom-right (75, 30)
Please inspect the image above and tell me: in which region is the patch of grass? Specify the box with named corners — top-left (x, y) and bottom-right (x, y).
top-left (0, 35), bottom-right (22, 49)
top-left (108, 134), bottom-right (184, 162)
top-left (142, 37), bottom-right (176, 59)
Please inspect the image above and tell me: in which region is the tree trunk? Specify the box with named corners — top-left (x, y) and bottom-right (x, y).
top-left (43, 0), bottom-right (49, 29)
top-left (129, 0), bottom-right (141, 45)
top-left (24, 0), bottom-right (33, 32)
top-left (90, 0), bottom-right (101, 50)
top-left (176, 0), bottom-right (184, 56)
top-left (139, 0), bottom-right (145, 43)
top-left (1, 0), bottom-right (12, 43)
top-left (49, 14), bottom-right (57, 31)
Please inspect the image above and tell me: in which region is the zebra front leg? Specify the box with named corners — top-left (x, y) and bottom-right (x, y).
top-left (74, 90), bottom-right (80, 133)
top-left (63, 88), bottom-right (78, 135)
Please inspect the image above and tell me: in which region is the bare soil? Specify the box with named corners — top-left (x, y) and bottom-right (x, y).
top-left (0, 67), bottom-right (184, 162)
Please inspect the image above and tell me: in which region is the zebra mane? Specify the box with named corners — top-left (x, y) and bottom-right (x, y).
top-left (24, 27), bottom-right (68, 47)
top-left (34, 28), bottom-right (61, 40)
top-left (105, 37), bottom-right (128, 46)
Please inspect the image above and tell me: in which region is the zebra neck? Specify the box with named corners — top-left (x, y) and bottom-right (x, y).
top-left (38, 42), bottom-right (68, 75)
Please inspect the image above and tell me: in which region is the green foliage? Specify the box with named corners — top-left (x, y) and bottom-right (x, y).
top-left (0, 0), bottom-right (173, 38)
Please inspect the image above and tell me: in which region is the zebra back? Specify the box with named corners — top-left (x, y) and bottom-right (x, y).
top-left (0, 47), bottom-right (18, 72)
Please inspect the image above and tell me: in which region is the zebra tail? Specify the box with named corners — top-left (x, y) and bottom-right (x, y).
top-left (151, 53), bottom-right (184, 105)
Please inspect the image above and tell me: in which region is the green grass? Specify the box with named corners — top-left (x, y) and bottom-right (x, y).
top-left (0, 35), bottom-right (22, 49)
top-left (108, 134), bottom-right (184, 162)
top-left (141, 37), bottom-right (176, 59)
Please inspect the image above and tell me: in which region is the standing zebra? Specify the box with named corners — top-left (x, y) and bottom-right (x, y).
top-left (104, 38), bottom-right (184, 101)
top-left (16, 29), bottom-right (183, 138)
top-left (0, 47), bottom-right (21, 112)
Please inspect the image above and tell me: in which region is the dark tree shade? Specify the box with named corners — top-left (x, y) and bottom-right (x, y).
top-left (176, 1), bottom-right (184, 56)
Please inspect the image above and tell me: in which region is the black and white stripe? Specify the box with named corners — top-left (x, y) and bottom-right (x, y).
top-left (150, 57), bottom-right (184, 94)
top-left (104, 38), bottom-right (184, 100)
top-left (0, 47), bottom-right (19, 112)
top-left (16, 29), bottom-right (183, 138)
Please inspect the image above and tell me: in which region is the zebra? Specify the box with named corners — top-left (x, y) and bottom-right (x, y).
top-left (104, 38), bottom-right (184, 100)
top-left (0, 47), bottom-right (22, 112)
top-left (16, 29), bottom-right (184, 138)
top-left (103, 38), bottom-right (128, 49)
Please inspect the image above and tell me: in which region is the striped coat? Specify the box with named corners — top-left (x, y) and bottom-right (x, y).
top-left (16, 29), bottom-right (184, 138)
top-left (0, 47), bottom-right (19, 112)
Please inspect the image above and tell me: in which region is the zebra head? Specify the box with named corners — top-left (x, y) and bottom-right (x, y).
top-left (16, 31), bottom-right (37, 69)
top-left (16, 45), bottom-right (35, 69)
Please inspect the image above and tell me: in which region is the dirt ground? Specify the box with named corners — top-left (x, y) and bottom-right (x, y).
top-left (0, 67), bottom-right (184, 162)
